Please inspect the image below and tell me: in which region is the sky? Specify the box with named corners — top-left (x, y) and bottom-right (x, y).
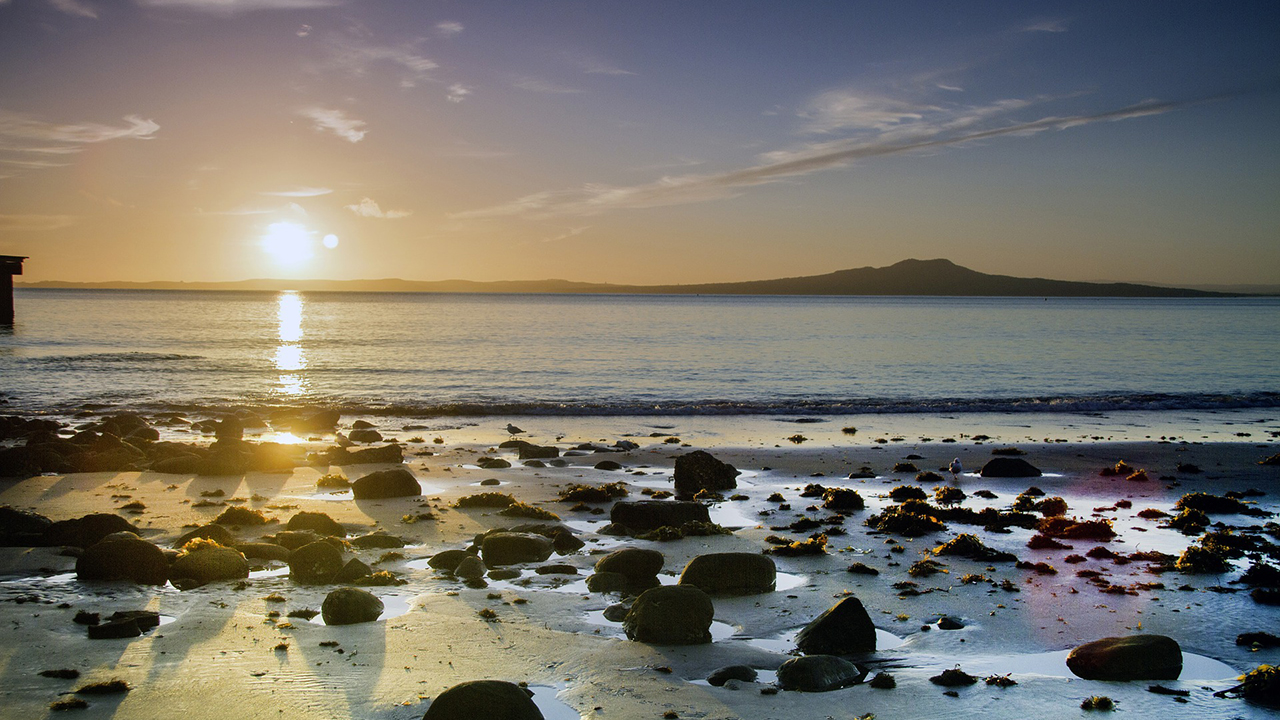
top-left (0, 0), bottom-right (1277, 286)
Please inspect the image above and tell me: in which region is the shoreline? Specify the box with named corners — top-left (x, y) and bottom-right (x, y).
top-left (0, 410), bottom-right (1277, 718)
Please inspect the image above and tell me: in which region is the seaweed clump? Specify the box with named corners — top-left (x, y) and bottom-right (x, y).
top-left (557, 482), bottom-right (628, 503)
top-left (454, 492), bottom-right (517, 509)
top-left (764, 533), bottom-right (828, 556)
top-left (1035, 516), bottom-right (1116, 541)
top-left (934, 533), bottom-right (1017, 562)
top-left (1175, 546), bottom-right (1231, 574)
top-left (1214, 665), bottom-right (1280, 708)
top-left (213, 507), bottom-right (269, 526)
top-left (498, 502), bottom-right (561, 521)
top-left (889, 485), bottom-right (927, 502)
top-left (1175, 492), bottom-right (1251, 515)
top-left (866, 501), bottom-right (947, 537)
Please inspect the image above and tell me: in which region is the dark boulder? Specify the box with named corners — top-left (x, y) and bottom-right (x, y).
top-left (333, 558), bottom-right (373, 583)
top-left (1066, 635), bottom-right (1182, 680)
top-left (586, 571), bottom-right (652, 594)
top-left (980, 457), bottom-right (1042, 478)
top-left (328, 443), bottom-right (404, 466)
top-left (76, 535), bottom-right (169, 585)
top-left (289, 541), bottom-right (344, 584)
top-left (427, 549), bottom-right (476, 573)
top-left (795, 596), bottom-right (876, 654)
top-left (351, 467), bottom-right (421, 499)
top-left (0, 506), bottom-right (51, 545)
top-left (348, 428), bottom-right (383, 444)
top-left (290, 409), bottom-right (341, 433)
top-left (453, 555), bottom-right (487, 581)
top-left (481, 533), bottom-right (554, 567)
top-left (265, 530), bottom-right (326, 550)
top-left (235, 542), bottom-right (291, 562)
top-left (286, 511), bottom-right (346, 537)
top-left (594, 548), bottom-right (664, 582)
top-left (321, 587), bottom-right (384, 625)
top-left (349, 533), bottom-right (406, 549)
top-left (173, 524), bottom-right (235, 549)
top-left (708, 665), bottom-right (758, 687)
top-left (424, 680), bottom-right (544, 720)
top-left (609, 501), bottom-right (710, 532)
top-left (673, 450), bottom-right (739, 499)
top-left (43, 513), bottom-right (137, 548)
top-left (169, 546), bottom-right (250, 586)
top-left (679, 553), bottom-right (776, 595)
top-left (777, 655), bottom-right (864, 692)
top-left (623, 585), bottom-right (714, 645)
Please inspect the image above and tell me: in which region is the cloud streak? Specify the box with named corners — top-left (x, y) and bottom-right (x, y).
top-left (49, 0), bottom-right (98, 18)
top-left (346, 197), bottom-right (411, 218)
top-left (324, 37), bottom-right (437, 86)
top-left (453, 97), bottom-right (1198, 219)
top-left (261, 186), bottom-right (332, 197)
top-left (136, 0), bottom-right (344, 12)
top-left (299, 107), bottom-right (366, 142)
top-left (0, 214), bottom-right (75, 231)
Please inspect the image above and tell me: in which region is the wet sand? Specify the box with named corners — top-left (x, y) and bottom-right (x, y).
top-left (0, 410), bottom-right (1277, 719)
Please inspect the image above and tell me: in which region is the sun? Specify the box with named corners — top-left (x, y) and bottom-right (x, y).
top-left (261, 222), bottom-right (315, 267)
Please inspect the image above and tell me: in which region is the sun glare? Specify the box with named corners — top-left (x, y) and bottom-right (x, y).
top-left (261, 222), bottom-right (315, 267)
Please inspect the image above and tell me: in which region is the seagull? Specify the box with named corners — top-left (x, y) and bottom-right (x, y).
top-left (505, 423), bottom-right (524, 437)
top-left (949, 458), bottom-right (963, 482)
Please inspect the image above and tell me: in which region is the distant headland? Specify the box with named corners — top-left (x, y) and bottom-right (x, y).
top-left (15, 259), bottom-right (1263, 297)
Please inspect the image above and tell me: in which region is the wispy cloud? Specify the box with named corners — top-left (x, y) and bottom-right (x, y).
top-left (296, 24), bottom-right (311, 37)
top-left (453, 97), bottom-right (1197, 220)
top-left (542, 226), bottom-right (589, 243)
top-left (299, 107), bottom-right (366, 142)
top-left (261, 186), bottom-right (332, 197)
top-left (436, 21), bottom-right (463, 37)
top-left (136, 0), bottom-right (344, 12)
top-left (0, 214), bottom-right (75, 231)
top-left (447, 83), bottom-right (471, 103)
top-left (49, 0), bottom-right (98, 18)
top-left (798, 91), bottom-right (939, 134)
top-left (199, 201), bottom-right (306, 216)
top-left (513, 77), bottom-right (583, 94)
top-left (1022, 18), bottom-right (1069, 33)
top-left (324, 36), bottom-right (437, 86)
top-left (0, 111), bottom-right (159, 144)
top-left (346, 197), bottom-right (411, 218)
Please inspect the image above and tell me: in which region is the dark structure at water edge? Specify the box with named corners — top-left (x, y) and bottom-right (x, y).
top-left (1, 255), bottom-right (26, 324)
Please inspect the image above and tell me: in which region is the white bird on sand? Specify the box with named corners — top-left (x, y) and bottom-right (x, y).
top-left (949, 458), bottom-right (963, 482)
top-left (505, 423), bottom-right (524, 437)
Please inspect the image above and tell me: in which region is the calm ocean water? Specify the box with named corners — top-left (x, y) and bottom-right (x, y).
top-left (1, 289), bottom-right (1277, 416)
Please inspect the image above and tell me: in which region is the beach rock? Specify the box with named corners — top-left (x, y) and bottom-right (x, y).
top-left (87, 617), bottom-right (143, 639)
top-left (347, 428), bottom-right (383, 444)
top-left (586, 572), bottom-right (645, 594)
top-left (1066, 635), bottom-right (1182, 681)
top-left (594, 460), bottom-right (623, 471)
top-left (289, 541), bottom-right (344, 584)
top-left (286, 511), bottom-right (346, 537)
top-left (453, 555), bottom-right (487, 581)
top-left (776, 655), bottom-right (864, 692)
top-left (351, 467), bottom-right (421, 499)
top-left (427, 549), bottom-right (476, 573)
top-left (76, 535), bottom-right (169, 585)
top-left (980, 457), bottom-right (1042, 478)
top-left (43, 513), bottom-right (137, 548)
top-left (334, 558), bottom-right (374, 583)
top-left (679, 553), bottom-right (776, 595)
top-left (169, 545), bottom-right (250, 586)
top-left (673, 450), bottom-right (739, 499)
top-left (623, 585), bottom-right (714, 645)
top-left (516, 443), bottom-right (559, 460)
top-left (174, 524), bottom-right (236, 549)
top-left (328, 443), bottom-right (404, 466)
top-left (152, 454), bottom-right (204, 474)
top-left (266, 530), bottom-right (326, 550)
top-left (594, 548), bottom-right (663, 581)
top-left (0, 506), bottom-right (51, 545)
top-left (424, 680), bottom-right (543, 720)
top-left (235, 542), bottom-right (291, 562)
top-left (600, 603), bottom-right (630, 622)
top-left (321, 587), bottom-right (383, 625)
top-left (481, 533), bottom-right (554, 567)
top-left (609, 501), bottom-right (711, 532)
top-left (349, 533), bottom-right (406, 549)
top-left (795, 596), bottom-right (876, 654)
top-left (708, 665), bottom-right (758, 686)
top-left (291, 409), bottom-right (340, 433)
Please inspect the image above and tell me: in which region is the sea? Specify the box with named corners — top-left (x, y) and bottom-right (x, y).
top-left (1, 289), bottom-right (1277, 418)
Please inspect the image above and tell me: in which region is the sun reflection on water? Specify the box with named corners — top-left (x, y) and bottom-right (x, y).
top-left (274, 291), bottom-right (308, 397)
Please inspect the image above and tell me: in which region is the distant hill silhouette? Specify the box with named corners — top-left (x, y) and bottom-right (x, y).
top-left (18, 259), bottom-right (1238, 297)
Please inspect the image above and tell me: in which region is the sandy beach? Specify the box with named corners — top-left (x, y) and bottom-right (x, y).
top-left (1, 410), bottom-right (1277, 719)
